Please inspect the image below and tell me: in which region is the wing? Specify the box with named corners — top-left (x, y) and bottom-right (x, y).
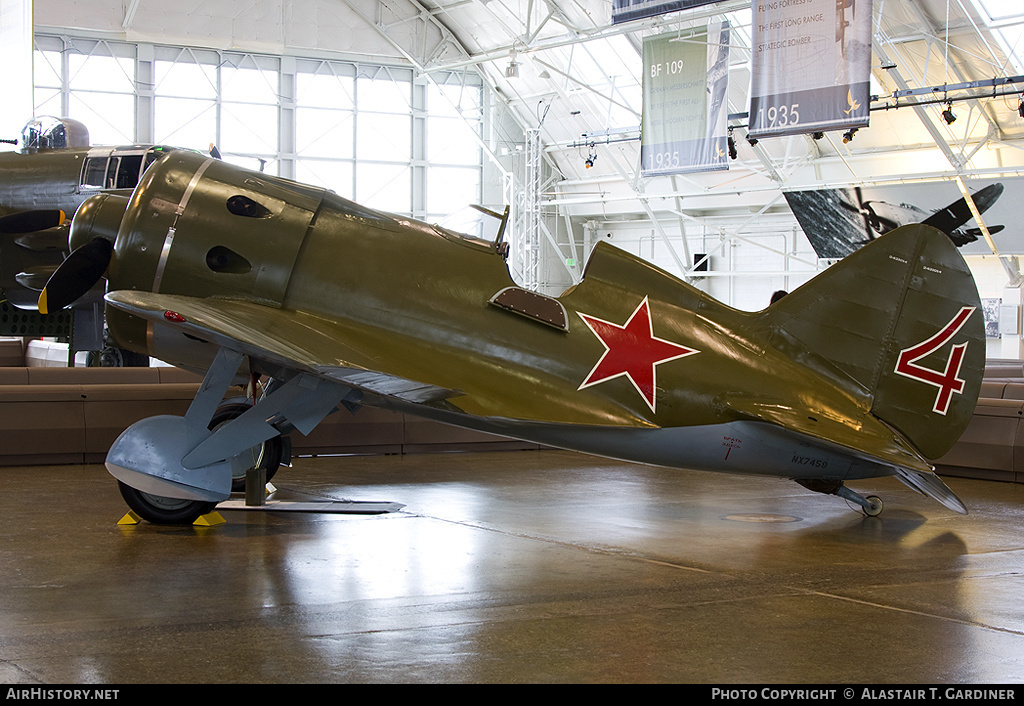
top-left (104, 290), bottom-right (460, 405)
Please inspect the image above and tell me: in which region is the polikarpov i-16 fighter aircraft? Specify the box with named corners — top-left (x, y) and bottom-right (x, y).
top-left (39, 149), bottom-right (985, 524)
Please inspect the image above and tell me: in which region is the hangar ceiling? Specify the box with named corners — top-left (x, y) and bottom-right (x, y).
top-left (35, 0), bottom-right (1024, 291)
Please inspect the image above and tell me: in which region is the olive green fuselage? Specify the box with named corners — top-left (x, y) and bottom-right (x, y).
top-left (98, 151), bottom-right (901, 483)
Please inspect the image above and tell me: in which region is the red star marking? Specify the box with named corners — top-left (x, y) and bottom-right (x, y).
top-left (578, 297), bottom-right (698, 413)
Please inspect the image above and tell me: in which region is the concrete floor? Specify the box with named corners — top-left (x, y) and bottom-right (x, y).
top-left (2, 448), bottom-right (1023, 684)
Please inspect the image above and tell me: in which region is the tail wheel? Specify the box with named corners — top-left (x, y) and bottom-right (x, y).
top-left (863, 495), bottom-right (884, 517)
top-left (209, 403), bottom-right (283, 492)
top-left (118, 481), bottom-right (216, 525)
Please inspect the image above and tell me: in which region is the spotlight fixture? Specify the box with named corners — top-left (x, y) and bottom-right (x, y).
top-left (842, 128), bottom-right (858, 143)
top-left (746, 135), bottom-right (758, 147)
top-left (727, 135), bottom-right (737, 160)
top-left (505, 50), bottom-right (520, 79)
top-left (584, 144), bottom-right (597, 169)
top-left (942, 102), bottom-right (956, 124)
top-left (1017, 97), bottom-right (1024, 119)
top-left (812, 131), bottom-right (824, 140)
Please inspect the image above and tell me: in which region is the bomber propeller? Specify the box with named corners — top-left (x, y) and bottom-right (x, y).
top-left (0, 209), bottom-right (65, 234)
top-left (36, 193), bottom-right (130, 314)
top-left (38, 237), bottom-right (113, 314)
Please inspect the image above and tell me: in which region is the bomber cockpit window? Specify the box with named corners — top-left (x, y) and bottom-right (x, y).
top-left (81, 157), bottom-right (108, 188)
top-left (226, 195), bottom-right (272, 218)
top-left (107, 154), bottom-right (145, 190)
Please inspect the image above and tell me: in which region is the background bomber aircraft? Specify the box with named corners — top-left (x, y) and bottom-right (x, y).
top-left (38, 149), bottom-right (986, 525)
top-left (0, 117), bottom-right (183, 359)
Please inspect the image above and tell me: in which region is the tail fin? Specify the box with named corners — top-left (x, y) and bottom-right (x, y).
top-left (767, 223), bottom-right (984, 462)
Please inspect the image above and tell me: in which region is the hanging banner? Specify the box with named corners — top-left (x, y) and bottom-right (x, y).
top-left (612, 0), bottom-right (720, 25)
top-left (641, 22), bottom-right (730, 177)
top-left (748, 0), bottom-right (871, 139)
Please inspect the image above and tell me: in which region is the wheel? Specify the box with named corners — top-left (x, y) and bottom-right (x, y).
top-left (87, 346), bottom-right (150, 367)
top-left (209, 403), bottom-right (283, 492)
top-left (118, 481), bottom-right (217, 525)
top-left (863, 495), bottom-right (884, 517)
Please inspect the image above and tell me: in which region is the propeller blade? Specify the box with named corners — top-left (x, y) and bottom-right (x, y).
top-left (923, 185), bottom-right (1004, 235)
top-left (15, 265), bottom-right (60, 291)
top-left (38, 238), bottom-right (113, 314)
top-left (0, 209), bottom-right (66, 234)
top-left (14, 225), bottom-right (70, 252)
top-left (965, 225), bottom-right (1005, 236)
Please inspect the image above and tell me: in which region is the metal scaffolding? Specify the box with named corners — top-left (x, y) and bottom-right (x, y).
top-left (516, 126), bottom-right (543, 291)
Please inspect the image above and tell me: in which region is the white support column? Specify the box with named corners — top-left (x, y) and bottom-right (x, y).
top-left (136, 43), bottom-right (154, 144)
top-left (279, 56), bottom-right (296, 180)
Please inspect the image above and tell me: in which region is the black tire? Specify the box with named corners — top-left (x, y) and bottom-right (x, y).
top-left (209, 403), bottom-right (283, 492)
top-left (87, 346), bottom-right (150, 367)
top-left (118, 481), bottom-right (217, 525)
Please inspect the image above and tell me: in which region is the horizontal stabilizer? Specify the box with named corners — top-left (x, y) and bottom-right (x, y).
top-left (722, 394), bottom-right (933, 475)
top-left (894, 468), bottom-right (968, 515)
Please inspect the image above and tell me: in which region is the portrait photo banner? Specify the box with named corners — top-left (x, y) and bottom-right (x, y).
top-left (748, 0), bottom-right (871, 139)
top-left (641, 22), bottom-right (730, 177)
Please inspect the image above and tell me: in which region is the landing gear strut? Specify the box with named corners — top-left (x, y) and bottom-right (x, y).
top-left (209, 402), bottom-right (283, 492)
top-left (796, 479), bottom-right (884, 517)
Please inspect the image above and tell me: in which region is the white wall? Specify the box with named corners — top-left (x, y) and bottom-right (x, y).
top-left (967, 256), bottom-right (1024, 359)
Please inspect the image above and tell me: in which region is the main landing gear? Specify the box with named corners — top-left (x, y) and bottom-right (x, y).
top-left (107, 348), bottom-right (349, 525)
top-left (795, 479), bottom-right (884, 517)
top-left (116, 402), bottom-right (287, 525)
top-left (118, 481), bottom-right (218, 525)
top-left (209, 402), bottom-right (283, 493)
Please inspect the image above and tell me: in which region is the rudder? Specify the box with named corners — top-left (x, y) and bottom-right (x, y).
top-left (767, 223), bottom-right (984, 461)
